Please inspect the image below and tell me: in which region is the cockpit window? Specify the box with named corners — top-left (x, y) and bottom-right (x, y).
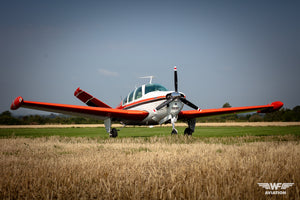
top-left (134, 86), bottom-right (142, 100)
top-left (145, 84), bottom-right (168, 94)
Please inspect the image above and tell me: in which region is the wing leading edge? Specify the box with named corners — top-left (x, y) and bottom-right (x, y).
top-left (10, 96), bottom-right (148, 121)
top-left (178, 101), bottom-right (283, 120)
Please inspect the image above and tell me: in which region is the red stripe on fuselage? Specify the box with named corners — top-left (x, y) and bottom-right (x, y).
top-left (116, 96), bottom-right (166, 110)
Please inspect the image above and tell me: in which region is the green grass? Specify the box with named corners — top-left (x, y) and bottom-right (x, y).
top-left (0, 126), bottom-right (300, 138)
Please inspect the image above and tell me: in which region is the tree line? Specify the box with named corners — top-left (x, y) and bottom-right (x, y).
top-left (1, 104), bottom-right (300, 125)
top-left (0, 111), bottom-right (103, 125)
top-left (197, 103), bottom-right (300, 123)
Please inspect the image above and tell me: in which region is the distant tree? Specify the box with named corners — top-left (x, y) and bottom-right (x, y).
top-left (0, 111), bottom-right (20, 125)
top-left (293, 106), bottom-right (300, 113)
top-left (282, 109), bottom-right (294, 122)
top-left (249, 114), bottom-right (263, 122)
top-left (264, 108), bottom-right (284, 121)
top-left (0, 111), bottom-right (12, 117)
top-left (220, 102), bottom-right (237, 121)
top-left (222, 102), bottom-right (231, 108)
top-left (293, 106), bottom-right (300, 121)
top-left (262, 106), bottom-right (300, 122)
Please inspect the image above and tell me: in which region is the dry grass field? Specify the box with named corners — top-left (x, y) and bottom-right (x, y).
top-left (1, 135), bottom-right (299, 199)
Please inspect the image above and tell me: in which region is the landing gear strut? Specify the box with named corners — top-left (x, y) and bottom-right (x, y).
top-left (184, 118), bottom-right (196, 136)
top-left (171, 115), bottom-right (178, 135)
top-left (105, 118), bottom-right (118, 138)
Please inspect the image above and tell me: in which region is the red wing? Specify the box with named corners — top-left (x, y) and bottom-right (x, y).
top-left (178, 101), bottom-right (283, 120)
top-left (74, 87), bottom-right (112, 108)
top-left (10, 97), bottom-right (148, 121)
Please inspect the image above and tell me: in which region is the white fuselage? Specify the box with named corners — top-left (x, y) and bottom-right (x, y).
top-left (117, 83), bottom-right (184, 125)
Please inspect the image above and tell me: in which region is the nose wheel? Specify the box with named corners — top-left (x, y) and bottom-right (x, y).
top-left (171, 129), bottom-right (178, 135)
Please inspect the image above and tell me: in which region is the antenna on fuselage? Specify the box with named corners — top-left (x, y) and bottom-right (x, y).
top-left (140, 76), bottom-right (154, 84)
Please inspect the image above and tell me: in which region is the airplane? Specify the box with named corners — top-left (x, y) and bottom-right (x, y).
top-left (10, 66), bottom-right (283, 137)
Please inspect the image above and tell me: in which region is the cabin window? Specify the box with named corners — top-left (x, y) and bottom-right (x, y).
top-left (122, 96), bottom-right (128, 105)
top-left (134, 87), bottom-right (142, 100)
top-left (128, 90), bottom-right (134, 102)
top-left (145, 84), bottom-right (168, 94)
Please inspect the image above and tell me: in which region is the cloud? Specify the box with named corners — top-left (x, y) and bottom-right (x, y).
top-left (98, 68), bottom-right (119, 77)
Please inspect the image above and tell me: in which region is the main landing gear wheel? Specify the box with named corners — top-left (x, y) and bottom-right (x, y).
top-left (184, 128), bottom-right (193, 136)
top-left (110, 128), bottom-right (118, 138)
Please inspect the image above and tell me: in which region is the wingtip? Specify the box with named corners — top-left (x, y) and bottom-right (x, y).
top-left (10, 96), bottom-right (24, 110)
top-left (271, 101), bottom-right (284, 111)
top-left (74, 87), bottom-right (82, 97)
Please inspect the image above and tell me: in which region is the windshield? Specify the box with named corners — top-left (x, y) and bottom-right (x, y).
top-left (145, 84), bottom-right (168, 94)
top-left (122, 84), bottom-right (168, 105)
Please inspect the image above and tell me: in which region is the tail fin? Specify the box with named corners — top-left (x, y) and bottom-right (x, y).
top-left (74, 88), bottom-right (112, 108)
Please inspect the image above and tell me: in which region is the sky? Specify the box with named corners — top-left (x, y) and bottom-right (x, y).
top-left (1, 0), bottom-right (299, 115)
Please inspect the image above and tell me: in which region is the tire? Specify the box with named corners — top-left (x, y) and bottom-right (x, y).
top-left (110, 128), bottom-right (118, 138)
top-left (171, 129), bottom-right (178, 135)
top-left (184, 128), bottom-right (193, 136)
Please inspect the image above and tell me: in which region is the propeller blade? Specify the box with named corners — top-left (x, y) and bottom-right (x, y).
top-left (180, 97), bottom-right (199, 110)
top-left (174, 66), bottom-right (178, 92)
top-left (156, 66), bottom-right (200, 112)
top-left (156, 98), bottom-right (174, 110)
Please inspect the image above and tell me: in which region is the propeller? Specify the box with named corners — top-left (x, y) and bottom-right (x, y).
top-left (180, 98), bottom-right (199, 110)
top-left (174, 66), bottom-right (178, 92)
top-left (156, 97), bottom-right (174, 110)
top-left (155, 66), bottom-right (200, 111)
